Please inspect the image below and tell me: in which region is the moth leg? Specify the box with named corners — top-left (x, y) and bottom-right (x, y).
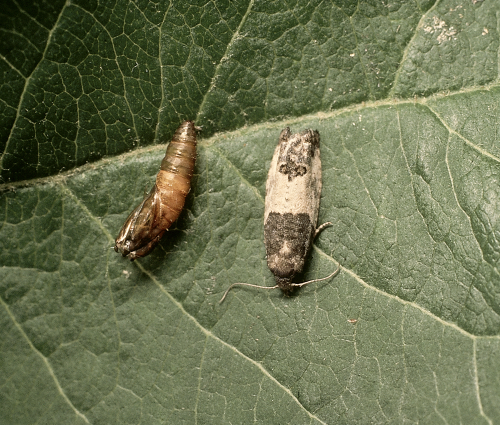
top-left (314, 222), bottom-right (333, 238)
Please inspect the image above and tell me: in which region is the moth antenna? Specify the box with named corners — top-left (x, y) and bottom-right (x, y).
top-left (219, 263), bottom-right (341, 304)
top-left (289, 262), bottom-right (341, 289)
top-left (314, 221), bottom-right (333, 238)
top-left (219, 283), bottom-right (279, 304)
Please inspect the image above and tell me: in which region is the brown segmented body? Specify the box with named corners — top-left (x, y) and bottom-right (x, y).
top-left (114, 120), bottom-right (197, 260)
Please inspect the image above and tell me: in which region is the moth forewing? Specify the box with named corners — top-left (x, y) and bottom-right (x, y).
top-left (264, 129), bottom-right (322, 223)
top-left (264, 128), bottom-right (323, 293)
top-left (220, 126), bottom-right (338, 303)
top-left (114, 121), bottom-right (197, 260)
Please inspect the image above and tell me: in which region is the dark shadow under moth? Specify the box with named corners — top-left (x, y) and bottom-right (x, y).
top-left (115, 121), bottom-right (197, 260)
top-left (220, 127), bottom-right (339, 303)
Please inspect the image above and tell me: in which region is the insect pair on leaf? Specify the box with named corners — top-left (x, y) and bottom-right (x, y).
top-left (114, 122), bottom-right (339, 301)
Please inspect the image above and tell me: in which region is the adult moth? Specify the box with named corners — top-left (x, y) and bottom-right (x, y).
top-left (115, 120), bottom-right (197, 260)
top-left (220, 127), bottom-right (339, 302)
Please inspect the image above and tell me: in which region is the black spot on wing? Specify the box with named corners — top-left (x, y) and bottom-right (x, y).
top-left (277, 130), bottom-right (320, 180)
top-left (264, 212), bottom-right (315, 278)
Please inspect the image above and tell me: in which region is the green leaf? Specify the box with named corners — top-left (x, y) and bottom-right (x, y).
top-left (1, 0), bottom-right (500, 424)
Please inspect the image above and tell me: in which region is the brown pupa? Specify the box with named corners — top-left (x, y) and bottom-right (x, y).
top-left (115, 120), bottom-right (197, 260)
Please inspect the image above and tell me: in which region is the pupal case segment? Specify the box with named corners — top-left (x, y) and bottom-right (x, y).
top-left (115, 120), bottom-right (197, 260)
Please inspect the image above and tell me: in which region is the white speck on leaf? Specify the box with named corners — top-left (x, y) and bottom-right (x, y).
top-left (425, 16), bottom-right (458, 43)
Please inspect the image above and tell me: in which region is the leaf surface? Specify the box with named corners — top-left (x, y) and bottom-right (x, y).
top-left (1, 0), bottom-right (500, 424)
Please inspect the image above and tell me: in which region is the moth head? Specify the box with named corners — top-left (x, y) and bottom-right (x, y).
top-left (274, 276), bottom-right (294, 294)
